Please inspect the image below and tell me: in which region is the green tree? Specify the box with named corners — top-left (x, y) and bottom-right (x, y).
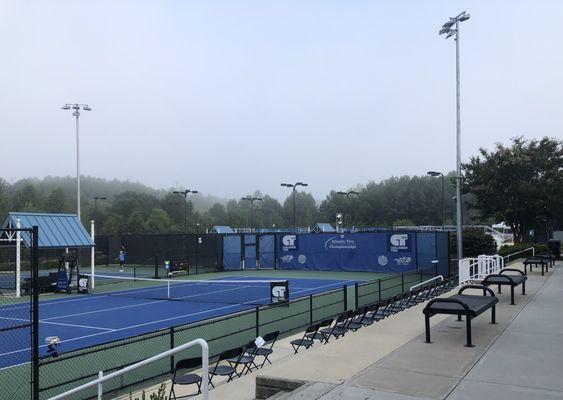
top-left (463, 137), bottom-right (563, 243)
top-left (144, 208), bottom-right (173, 233)
top-left (44, 187), bottom-right (69, 213)
top-left (282, 191), bottom-right (318, 228)
top-left (11, 181), bottom-right (42, 212)
top-left (0, 178), bottom-right (9, 217)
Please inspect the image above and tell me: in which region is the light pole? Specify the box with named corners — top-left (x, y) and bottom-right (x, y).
top-left (336, 190), bottom-right (359, 229)
top-left (173, 189), bottom-right (199, 234)
top-left (241, 196), bottom-right (263, 229)
top-left (439, 11), bottom-right (470, 260)
top-left (281, 182), bottom-right (308, 232)
top-left (93, 196), bottom-right (107, 223)
top-left (61, 103), bottom-right (92, 220)
top-left (427, 172), bottom-right (445, 229)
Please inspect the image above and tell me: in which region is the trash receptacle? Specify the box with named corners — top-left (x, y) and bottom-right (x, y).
top-left (548, 240), bottom-right (561, 259)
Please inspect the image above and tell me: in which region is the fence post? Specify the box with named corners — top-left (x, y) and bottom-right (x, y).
top-left (378, 279), bottom-right (382, 301)
top-left (309, 295), bottom-right (313, 324)
top-left (154, 253), bottom-right (159, 279)
top-left (170, 327), bottom-right (175, 373)
top-left (256, 307), bottom-right (260, 337)
top-left (343, 285), bottom-right (348, 311)
top-left (354, 283), bottom-right (359, 309)
top-left (32, 226), bottom-right (39, 400)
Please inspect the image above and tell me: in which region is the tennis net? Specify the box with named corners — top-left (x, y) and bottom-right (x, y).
top-left (83, 274), bottom-right (289, 306)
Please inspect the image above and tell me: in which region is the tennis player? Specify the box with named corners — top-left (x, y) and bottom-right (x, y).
top-left (118, 247), bottom-right (126, 272)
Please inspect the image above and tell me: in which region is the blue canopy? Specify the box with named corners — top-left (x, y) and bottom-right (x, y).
top-left (211, 226), bottom-right (234, 234)
top-left (1, 212), bottom-right (94, 248)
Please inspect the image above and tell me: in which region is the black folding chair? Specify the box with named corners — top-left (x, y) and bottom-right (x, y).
top-left (250, 331), bottom-right (279, 369)
top-left (227, 340), bottom-right (257, 377)
top-left (306, 318), bottom-right (334, 343)
top-left (169, 357), bottom-right (202, 399)
top-left (290, 324), bottom-right (319, 354)
top-left (319, 312), bottom-right (351, 342)
top-left (208, 347), bottom-right (244, 388)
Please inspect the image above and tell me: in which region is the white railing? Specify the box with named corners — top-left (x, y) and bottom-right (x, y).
top-left (458, 254), bottom-right (503, 286)
top-left (410, 275), bottom-right (444, 291)
top-left (48, 339), bottom-right (209, 400)
top-left (503, 246), bottom-right (535, 264)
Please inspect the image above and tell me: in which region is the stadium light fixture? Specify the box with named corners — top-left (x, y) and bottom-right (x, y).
top-left (173, 189), bottom-right (198, 233)
top-left (281, 182), bottom-right (309, 232)
top-left (439, 11), bottom-right (470, 260)
top-left (61, 103), bottom-right (92, 220)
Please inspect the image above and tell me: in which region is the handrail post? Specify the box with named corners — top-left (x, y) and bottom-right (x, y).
top-left (201, 340), bottom-right (209, 399)
top-left (97, 371), bottom-right (103, 400)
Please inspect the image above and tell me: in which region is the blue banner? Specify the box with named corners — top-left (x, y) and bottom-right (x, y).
top-left (223, 235), bottom-right (241, 270)
top-left (277, 232), bottom-right (418, 273)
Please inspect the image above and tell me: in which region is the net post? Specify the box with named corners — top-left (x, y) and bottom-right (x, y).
top-left (255, 307), bottom-right (260, 337)
top-left (343, 285), bottom-right (348, 311)
top-left (354, 283), bottom-right (359, 309)
top-left (167, 281), bottom-right (171, 299)
top-left (309, 295), bottom-right (313, 324)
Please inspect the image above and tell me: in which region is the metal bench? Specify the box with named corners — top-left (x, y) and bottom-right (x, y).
top-left (423, 285), bottom-right (498, 347)
top-left (482, 268), bottom-right (527, 305)
top-left (523, 256), bottom-right (549, 276)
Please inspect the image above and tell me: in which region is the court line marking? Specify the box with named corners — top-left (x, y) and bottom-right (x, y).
top-left (0, 316), bottom-right (114, 332)
top-left (0, 279), bottom-right (356, 361)
top-left (42, 284), bottom-right (257, 321)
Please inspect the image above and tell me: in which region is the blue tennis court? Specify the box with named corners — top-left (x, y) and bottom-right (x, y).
top-left (0, 275), bottom-right (358, 369)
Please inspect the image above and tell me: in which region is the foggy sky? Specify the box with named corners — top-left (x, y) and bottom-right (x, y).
top-left (1, 0), bottom-right (562, 201)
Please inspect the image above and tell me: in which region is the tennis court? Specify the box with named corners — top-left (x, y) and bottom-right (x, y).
top-left (0, 274), bottom-right (361, 370)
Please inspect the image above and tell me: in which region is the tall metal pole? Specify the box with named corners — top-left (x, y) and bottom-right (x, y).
top-left (32, 226), bottom-right (39, 400)
top-left (184, 196), bottom-right (187, 234)
top-left (455, 22), bottom-right (463, 260)
top-left (441, 174), bottom-right (445, 229)
top-left (292, 187), bottom-right (296, 233)
top-left (75, 112), bottom-right (81, 220)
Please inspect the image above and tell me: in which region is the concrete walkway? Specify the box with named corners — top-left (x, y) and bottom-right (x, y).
top-left (126, 261), bottom-right (561, 400)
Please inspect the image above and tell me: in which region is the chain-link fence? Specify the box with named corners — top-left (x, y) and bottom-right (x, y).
top-left (37, 265), bottom-right (439, 399)
top-left (0, 226), bottom-right (39, 400)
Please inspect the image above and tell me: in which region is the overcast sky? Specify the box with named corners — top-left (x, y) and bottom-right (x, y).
top-left (1, 0), bottom-right (562, 201)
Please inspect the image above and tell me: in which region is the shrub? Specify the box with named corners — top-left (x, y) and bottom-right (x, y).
top-left (449, 228), bottom-right (497, 257)
top-left (498, 243), bottom-right (550, 258)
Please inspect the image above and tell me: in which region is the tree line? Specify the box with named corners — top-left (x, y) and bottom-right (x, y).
top-left (1, 137), bottom-right (560, 242)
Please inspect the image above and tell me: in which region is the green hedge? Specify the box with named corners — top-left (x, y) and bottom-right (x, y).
top-left (450, 228), bottom-right (497, 257)
top-left (498, 243), bottom-right (550, 257)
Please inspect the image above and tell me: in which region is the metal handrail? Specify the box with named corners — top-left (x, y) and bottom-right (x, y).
top-left (48, 338), bottom-right (209, 400)
top-left (410, 275), bottom-right (444, 291)
top-left (503, 247), bottom-right (535, 264)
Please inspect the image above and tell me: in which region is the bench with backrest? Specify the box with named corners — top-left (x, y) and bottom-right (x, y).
top-left (482, 268), bottom-right (527, 305)
top-left (523, 256), bottom-right (549, 276)
top-left (423, 284), bottom-right (498, 347)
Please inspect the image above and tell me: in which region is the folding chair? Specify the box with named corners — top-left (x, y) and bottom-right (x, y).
top-left (169, 357), bottom-right (202, 399)
top-left (306, 318), bottom-right (333, 343)
top-left (348, 307), bottom-right (369, 331)
top-left (319, 312), bottom-right (351, 342)
top-left (227, 340), bottom-right (257, 377)
top-left (208, 347), bottom-right (244, 388)
top-left (290, 324), bottom-right (320, 354)
top-left (251, 331), bottom-right (279, 369)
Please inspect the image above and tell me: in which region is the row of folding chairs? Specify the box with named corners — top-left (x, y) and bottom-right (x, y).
top-left (169, 330), bottom-right (280, 399)
top-left (290, 276), bottom-right (458, 354)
